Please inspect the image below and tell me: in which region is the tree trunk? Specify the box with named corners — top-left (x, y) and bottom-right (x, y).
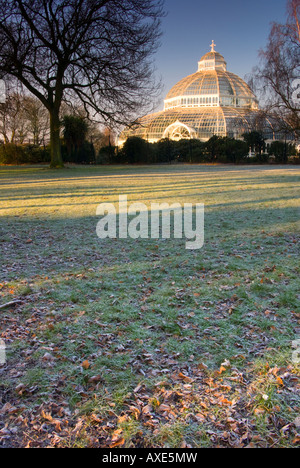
top-left (49, 109), bottom-right (63, 168)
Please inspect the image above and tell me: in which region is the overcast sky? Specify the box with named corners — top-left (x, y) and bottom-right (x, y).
top-left (153, 0), bottom-right (288, 110)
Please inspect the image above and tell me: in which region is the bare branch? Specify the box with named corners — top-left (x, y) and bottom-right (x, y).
top-left (0, 0), bottom-right (165, 166)
top-left (251, 0), bottom-right (300, 136)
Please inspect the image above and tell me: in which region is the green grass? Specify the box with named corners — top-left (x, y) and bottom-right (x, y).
top-left (0, 163), bottom-right (299, 448)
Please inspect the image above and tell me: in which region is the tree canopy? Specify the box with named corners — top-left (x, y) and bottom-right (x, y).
top-left (253, 0), bottom-right (300, 137)
top-left (0, 0), bottom-right (164, 167)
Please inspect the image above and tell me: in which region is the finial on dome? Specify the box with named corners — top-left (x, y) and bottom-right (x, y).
top-left (210, 40), bottom-right (216, 52)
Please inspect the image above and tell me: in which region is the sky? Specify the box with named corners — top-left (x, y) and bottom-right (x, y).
top-left (153, 0), bottom-right (288, 110)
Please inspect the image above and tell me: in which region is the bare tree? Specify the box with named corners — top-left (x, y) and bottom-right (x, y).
top-left (23, 96), bottom-right (50, 146)
top-left (252, 0), bottom-right (300, 136)
top-left (0, 90), bottom-right (29, 144)
top-left (0, 0), bottom-right (164, 167)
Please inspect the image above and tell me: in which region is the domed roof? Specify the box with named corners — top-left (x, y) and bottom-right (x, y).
top-left (164, 42), bottom-right (258, 111)
top-left (199, 51), bottom-right (227, 65)
top-left (165, 70), bottom-right (256, 101)
top-left (119, 106), bottom-right (268, 144)
top-left (200, 51), bottom-right (225, 61)
top-left (118, 42), bottom-right (273, 146)
top-left (197, 42), bottom-right (227, 71)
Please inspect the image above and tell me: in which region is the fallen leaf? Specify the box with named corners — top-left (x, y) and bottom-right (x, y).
top-left (276, 376), bottom-right (284, 386)
top-left (110, 437), bottom-right (125, 448)
top-left (157, 404), bottom-right (171, 412)
top-left (178, 372), bottom-right (193, 383)
top-left (82, 360), bottom-right (90, 370)
top-left (41, 410), bottom-right (53, 422)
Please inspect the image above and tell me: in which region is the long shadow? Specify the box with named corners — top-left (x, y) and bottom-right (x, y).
top-left (2, 183), bottom-right (300, 205)
top-left (1, 193), bottom-right (299, 213)
top-left (0, 204), bottom-right (299, 282)
top-left (1, 173), bottom-right (299, 204)
top-left (0, 164), bottom-right (299, 187)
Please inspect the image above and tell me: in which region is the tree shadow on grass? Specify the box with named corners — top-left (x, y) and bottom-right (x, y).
top-left (0, 203), bottom-right (298, 282)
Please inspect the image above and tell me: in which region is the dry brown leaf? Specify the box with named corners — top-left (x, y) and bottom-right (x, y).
top-left (178, 372), bottom-right (193, 383)
top-left (218, 366), bottom-right (227, 375)
top-left (276, 376), bottom-right (284, 386)
top-left (158, 404), bottom-right (171, 412)
top-left (195, 413), bottom-right (206, 421)
top-left (41, 410), bottom-right (53, 422)
top-left (88, 375), bottom-right (102, 383)
top-left (198, 363), bottom-right (208, 371)
top-left (129, 406), bottom-right (141, 420)
top-left (110, 437), bottom-right (125, 448)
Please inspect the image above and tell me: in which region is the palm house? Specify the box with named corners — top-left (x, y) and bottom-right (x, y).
top-left (118, 42), bottom-right (282, 145)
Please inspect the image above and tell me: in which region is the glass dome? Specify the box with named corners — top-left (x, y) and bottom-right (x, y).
top-left (164, 70), bottom-right (259, 111)
top-left (119, 107), bottom-right (275, 142)
top-left (164, 42), bottom-right (258, 111)
top-left (119, 43), bottom-right (280, 144)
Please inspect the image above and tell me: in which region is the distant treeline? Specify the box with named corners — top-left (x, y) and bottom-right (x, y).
top-left (100, 134), bottom-right (298, 165)
top-left (0, 132), bottom-right (298, 166)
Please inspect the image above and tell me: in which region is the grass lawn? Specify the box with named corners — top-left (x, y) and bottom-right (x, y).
top-left (0, 163), bottom-right (299, 448)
